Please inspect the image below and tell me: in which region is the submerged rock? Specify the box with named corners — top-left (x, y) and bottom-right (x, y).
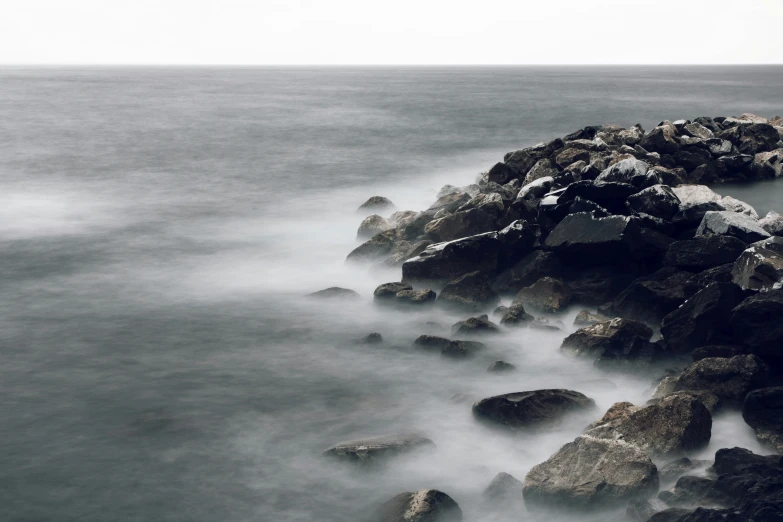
top-left (377, 489), bottom-right (462, 522)
top-left (482, 472), bottom-right (524, 511)
top-left (441, 340), bottom-right (485, 359)
top-left (574, 309), bottom-right (610, 327)
top-left (472, 389), bottom-right (596, 431)
top-left (498, 302), bottom-right (534, 327)
top-left (307, 287), bottom-right (360, 299)
top-left (358, 196), bottom-right (395, 214)
top-left (373, 282), bottom-right (413, 299)
top-left (451, 315), bottom-right (501, 336)
top-left (487, 360), bottom-right (516, 373)
top-left (324, 433), bottom-right (434, 464)
top-left (658, 457), bottom-right (714, 484)
top-left (561, 318), bottom-right (654, 361)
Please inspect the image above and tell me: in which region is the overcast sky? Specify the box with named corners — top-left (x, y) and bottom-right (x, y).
top-left (2, 0), bottom-right (782, 65)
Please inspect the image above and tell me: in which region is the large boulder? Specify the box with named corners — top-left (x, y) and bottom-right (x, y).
top-left (743, 387), bottom-right (783, 452)
top-left (751, 149), bottom-right (783, 179)
top-left (437, 271), bottom-right (500, 311)
top-left (683, 264), bottom-right (735, 298)
top-left (486, 162), bottom-right (519, 184)
top-left (585, 395), bottom-right (712, 458)
top-left (357, 214), bottom-right (392, 239)
top-left (610, 268), bottom-right (692, 323)
top-left (347, 230), bottom-right (401, 262)
top-left (671, 185), bottom-right (726, 227)
top-left (522, 435), bottom-right (659, 509)
top-left (696, 210), bottom-right (770, 244)
top-left (358, 196), bottom-right (395, 214)
top-left (664, 236), bottom-right (748, 270)
top-left (491, 250), bottom-right (563, 295)
top-left (731, 236), bottom-right (783, 291)
top-left (642, 122), bottom-right (680, 155)
top-left (424, 207), bottom-right (498, 242)
top-left (428, 192), bottom-right (471, 213)
top-left (472, 389), bottom-right (596, 431)
top-left (626, 184), bottom-right (681, 220)
top-left (675, 355), bottom-right (769, 403)
top-left (402, 233), bottom-right (500, 284)
top-left (555, 148), bottom-right (591, 169)
top-left (712, 446), bottom-right (780, 475)
top-left (513, 277), bottom-right (572, 313)
top-left (324, 433), bottom-right (435, 464)
top-left (759, 211), bottom-right (783, 236)
top-left (730, 288), bottom-right (783, 368)
top-left (561, 318), bottom-right (653, 360)
top-left (544, 213), bottom-right (643, 266)
top-left (660, 283), bottom-right (746, 354)
top-left (377, 490), bottom-right (462, 522)
top-left (524, 158), bottom-right (559, 184)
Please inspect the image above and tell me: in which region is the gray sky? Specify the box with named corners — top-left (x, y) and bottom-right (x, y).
top-left (2, 0), bottom-right (782, 64)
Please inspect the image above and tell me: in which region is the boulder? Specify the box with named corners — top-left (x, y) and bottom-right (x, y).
top-left (491, 250), bottom-right (564, 295)
top-left (486, 162), bottom-right (519, 184)
top-left (665, 236), bottom-right (748, 270)
top-left (683, 123), bottom-right (715, 140)
top-left (711, 446), bottom-right (780, 475)
top-left (499, 303), bottom-right (534, 327)
top-left (574, 309), bottom-right (610, 327)
top-left (358, 196), bottom-right (395, 214)
top-left (503, 150), bottom-right (537, 176)
top-left (347, 229), bottom-right (400, 262)
top-left (658, 475), bottom-right (716, 507)
top-left (660, 283), bottom-right (746, 354)
top-left (759, 211), bottom-right (783, 236)
top-left (610, 268), bottom-right (692, 323)
top-left (374, 282), bottom-right (413, 299)
top-left (307, 287), bottom-right (360, 299)
top-left (451, 315), bottom-right (501, 336)
top-left (561, 318), bottom-right (653, 360)
top-left (487, 361), bottom-right (516, 373)
top-left (359, 333), bottom-right (383, 345)
top-left (377, 490), bottom-right (462, 522)
top-left (671, 185), bottom-right (727, 227)
top-left (659, 457), bottom-right (714, 484)
top-left (696, 210), bottom-right (770, 244)
top-left (564, 266), bottom-right (637, 304)
top-left (544, 213), bottom-right (643, 266)
top-left (627, 498), bottom-right (673, 522)
top-left (358, 214), bottom-right (392, 240)
top-left (683, 264), bottom-right (735, 298)
top-left (585, 396), bottom-right (712, 458)
top-left (719, 196), bottom-right (759, 219)
top-left (412, 335), bottom-right (451, 352)
top-left (524, 158), bottom-right (559, 184)
top-left (675, 355), bottom-right (769, 403)
top-left (743, 387), bottom-right (783, 452)
top-left (495, 219), bottom-right (538, 270)
top-left (642, 123), bottom-right (680, 155)
top-left (513, 277), bottom-right (572, 313)
top-left (457, 192), bottom-right (504, 214)
top-left (691, 345), bottom-right (746, 361)
top-left (730, 288), bottom-right (783, 367)
top-left (437, 271), bottom-right (500, 311)
top-left (595, 158), bottom-right (658, 189)
top-left (558, 180), bottom-right (640, 214)
top-left (394, 289), bottom-right (437, 305)
top-left (402, 233), bottom-right (500, 284)
top-left (731, 236), bottom-right (783, 291)
top-left (522, 435), bottom-right (659, 509)
top-left (324, 433), bottom-right (435, 464)
top-left (482, 472), bottom-right (524, 512)
top-left (424, 207), bottom-right (498, 242)
top-left (428, 192), bottom-right (471, 213)
top-left (706, 138), bottom-right (734, 157)
top-left (555, 148), bottom-right (591, 169)
top-left (627, 184), bottom-right (681, 220)
top-left (472, 389), bottom-right (596, 431)
top-left (441, 340), bottom-right (486, 359)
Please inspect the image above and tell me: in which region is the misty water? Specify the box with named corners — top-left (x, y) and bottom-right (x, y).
top-left (1, 66), bottom-right (782, 522)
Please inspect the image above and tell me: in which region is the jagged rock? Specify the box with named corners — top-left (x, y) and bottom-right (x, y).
top-left (731, 236), bottom-right (783, 291)
top-left (665, 236), bottom-right (748, 270)
top-left (642, 122), bottom-right (680, 155)
top-left (524, 158), bottom-right (559, 184)
top-left (711, 446), bottom-right (780, 475)
top-left (358, 196), bottom-right (395, 214)
top-left (437, 271), bottom-right (500, 311)
top-left (451, 314), bottom-right (501, 336)
top-left (555, 148), bottom-right (591, 169)
top-left (412, 335), bottom-right (451, 352)
top-left (307, 287), bottom-right (360, 299)
top-left (719, 196), bottom-right (759, 219)
top-left (428, 192), bottom-right (471, 213)
top-left (457, 192), bottom-right (504, 214)
top-left (486, 162), bottom-right (519, 184)
top-left (482, 472), bottom-right (524, 513)
top-left (347, 229), bottom-right (400, 261)
top-left (499, 302), bottom-right (534, 327)
top-left (595, 158), bottom-right (658, 189)
top-left (675, 355), bottom-right (769, 403)
top-left (651, 390), bottom-right (723, 415)
top-left (402, 233), bottom-right (500, 284)
top-left (659, 458), bottom-right (714, 484)
top-left (544, 213), bottom-right (643, 266)
top-left (324, 433), bottom-right (434, 464)
top-left (394, 289), bottom-right (437, 305)
top-left (627, 184), bottom-right (681, 220)
top-left (377, 489), bottom-right (462, 522)
top-left (530, 317), bottom-right (565, 331)
top-left (706, 138), bottom-right (734, 156)
top-left (523, 435), bottom-right (659, 509)
top-left (743, 387), bottom-right (783, 452)
top-left (574, 309), bottom-right (610, 327)
top-left (652, 377), bottom-right (680, 399)
top-left (561, 318), bottom-right (653, 359)
top-left (585, 395), bottom-right (712, 458)
top-left (424, 207), bottom-right (498, 242)
top-left (658, 476), bottom-right (716, 507)
top-left (495, 219), bottom-right (538, 269)
top-left (565, 266), bottom-right (637, 304)
top-left (696, 211), bottom-right (770, 243)
top-left (472, 389), bottom-right (596, 431)
top-left (610, 268), bottom-right (692, 323)
top-left (759, 211), bottom-right (783, 236)
top-left (487, 361), bottom-right (516, 373)
top-left (683, 123), bottom-right (715, 140)
top-left (730, 288), bottom-right (783, 368)
top-left (671, 185), bottom-right (726, 227)
top-left (683, 264), bottom-right (735, 298)
top-left (660, 283), bottom-right (746, 354)
top-left (374, 282), bottom-right (413, 299)
top-left (492, 250), bottom-right (564, 295)
top-left (556, 180), bottom-right (640, 214)
top-left (504, 149), bottom-right (537, 176)
top-left (691, 345), bottom-right (746, 361)
top-left (513, 277), bottom-right (572, 313)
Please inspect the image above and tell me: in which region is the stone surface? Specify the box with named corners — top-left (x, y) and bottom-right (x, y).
top-left (675, 355), bottom-right (769, 403)
top-left (731, 236), bottom-right (783, 291)
top-left (377, 490), bottom-right (462, 522)
top-left (358, 196), bottom-right (395, 214)
top-left (347, 229), bottom-right (400, 262)
top-left (451, 315), bottom-right (501, 336)
top-left (487, 361), bottom-right (516, 373)
top-left (441, 340), bottom-right (485, 359)
top-left (324, 433), bottom-right (434, 464)
top-left (402, 233), bottom-right (500, 284)
top-left (659, 457), bottom-right (714, 484)
top-left (307, 287), bottom-right (360, 299)
top-left (743, 387), bottom-right (783, 452)
top-left (561, 318), bottom-right (653, 359)
top-left (665, 236), bottom-right (748, 270)
top-left (610, 268), bottom-right (692, 323)
top-left (626, 184), bottom-right (681, 220)
top-left (573, 309), bottom-right (610, 327)
top-left (513, 277), bottom-right (572, 313)
top-left (730, 288), bottom-right (783, 367)
top-left (472, 389), bottom-right (596, 431)
top-left (696, 210), bottom-right (770, 244)
top-left (759, 211), bottom-right (783, 236)
top-left (499, 302), bottom-right (534, 327)
top-left (437, 271), bottom-right (500, 311)
top-left (374, 282), bottom-right (413, 299)
top-left (491, 250), bottom-right (564, 295)
top-left (544, 213), bottom-right (642, 266)
top-left (394, 289), bottom-right (437, 305)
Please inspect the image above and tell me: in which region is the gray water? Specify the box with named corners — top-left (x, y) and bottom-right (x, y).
top-left (1, 66), bottom-right (782, 522)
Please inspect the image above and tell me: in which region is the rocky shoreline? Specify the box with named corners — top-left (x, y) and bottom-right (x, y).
top-left (322, 114), bottom-right (783, 521)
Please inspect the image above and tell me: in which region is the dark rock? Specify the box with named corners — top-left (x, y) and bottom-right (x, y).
top-left (492, 250), bottom-right (563, 295)
top-left (307, 287), bottom-right (360, 299)
top-left (627, 184), bottom-right (681, 220)
top-left (565, 266), bottom-right (637, 304)
top-left (712, 446), bottom-right (780, 475)
top-left (441, 340), bottom-right (485, 359)
top-left (567, 196), bottom-right (610, 217)
top-left (377, 489), bottom-right (462, 522)
top-left (487, 361), bottom-right (516, 373)
top-left (696, 211), bottom-right (770, 244)
top-left (642, 123), bottom-right (680, 155)
top-left (424, 207), bottom-right (499, 242)
top-left (660, 283), bottom-right (746, 355)
top-left (561, 318), bottom-right (653, 359)
top-left (360, 333), bottom-right (383, 344)
top-left (659, 458), bottom-right (714, 484)
top-left (324, 433), bottom-right (434, 464)
top-left (504, 150), bottom-right (537, 175)
top-left (347, 229), bottom-right (400, 262)
top-left (743, 387), bottom-right (783, 452)
top-left (544, 213), bottom-right (643, 266)
top-left (558, 180), bottom-right (640, 215)
top-left (374, 282), bottom-right (413, 299)
top-left (428, 192), bottom-right (471, 213)
top-left (759, 211), bottom-right (783, 236)
top-left (524, 158), bottom-right (559, 184)
top-left (522, 435), bottom-right (659, 509)
top-left (495, 219), bottom-right (538, 270)
top-left (574, 309), bottom-right (610, 327)
top-left (610, 268), bottom-right (693, 323)
top-left (487, 162), bottom-right (519, 184)
top-left (394, 289), bottom-right (437, 305)
top-left (627, 498), bottom-right (672, 522)
top-left (437, 271), bottom-right (500, 311)
top-left (402, 232), bottom-right (500, 284)
top-left (513, 277), bottom-right (572, 313)
top-left (658, 476), bottom-right (716, 507)
top-left (555, 148), bottom-right (591, 169)
top-left (751, 149), bottom-right (783, 179)
top-left (675, 355), bottom-right (769, 403)
top-left (499, 303), bottom-right (534, 327)
top-left (730, 288), bottom-right (783, 368)
top-left (665, 236), bottom-right (748, 270)
top-left (412, 335), bottom-right (452, 352)
top-left (731, 236), bottom-right (783, 291)
top-left (472, 389), bottom-right (596, 431)
top-left (683, 264), bottom-right (735, 298)
top-left (357, 214), bottom-right (392, 239)
top-left (691, 345), bottom-right (746, 361)
top-left (671, 185), bottom-right (726, 227)
top-left (673, 147), bottom-right (713, 172)
top-left (451, 315), bottom-right (501, 336)
top-left (358, 196), bottom-right (395, 214)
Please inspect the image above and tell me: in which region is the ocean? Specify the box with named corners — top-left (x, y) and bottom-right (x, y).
top-left (1, 66), bottom-right (782, 521)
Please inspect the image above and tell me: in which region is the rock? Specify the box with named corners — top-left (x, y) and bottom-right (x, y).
top-left (504, 149), bottom-right (538, 175)
top-left (658, 475), bottom-right (716, 507)
top-left (357, 214), bottom-right (392, 239)
top-left (659, 457), bottom-right (714, 484)
top-left (522, 435), bottom-right (659, 509)
top-left (683, 264), bottom-right (735, 298)
top-left (513, 277), bottom-right (572, 313)
top-left (675, 355), bottom-right (769, 403)
top-left (574, 309), bottom-right (610, 327)
top-left (412, 335), bottom-right (451, 352)
top-left (524, 158), bottom-right (559, 184)
top-left (671, 185), bottom-right (727, 227)
top-left (530, 317), bottom-right (565, 331)
top-left (759, 211), bottom-right (783, 236)
top-left (441, 340), bottom-right (485, 359)
top-left (730, 288), bottom-right (783, 367)
top-left (561, 318), bottom-right (653, 359)
top-left (495, 219), bottom-right (538, 269)
top-left (743, 387), bottom-right (783, 452)
top-left (324, 433), bottom-right (435, 464)
top-left (731, 236), bottom-right (783, 291)
top-left (437, 271), bottom-right (500, 311)
top-left (486, 162), bottom-right (519, 184)
top-left (307, 287), bottom-right (360, 299)
top-left (499, 303), bottom-right (534, 327)
top-left (585, 395), bottom-right (712, 458)
top-left (472, 389), bottom-right (596, 431)
top-left (544, 213), bottom-right (643, 266)
top-left (347, 229), bottom-right (400, 262)
top-left (451, 315), bottom-right (501, 336)
top-left (642, 122), bottom-right (680, 155)
top-left (610, 268), bottom-right (692, 323)
top-left (377, 489), bottom-right (462, 522)
top-left (696, 210), bottom-right (770, 244)
top-left (483, 472), bottom-right (524, 512)
top-left (691, 345), bottom-right (746, 361)
top-left (557, 180), bottom-right (640, 215)
top-left (487, 361), bottom-right (516, 373)
top-left (424, 207), bottom-right (498, 242)
top-left (652, 377), bottom-right (680, 399)
top-left (428, 192), bottom-right (471, 213)
top-left (555, 148), bottom-right (591, 169)
top-left (719, 196), bottom-right (758, 219)
top-left (565, 266), bottom-right (637, 304)
top-left (358, 196), bottom-right (395, 214)
top-left (374, 282), bottom-right (413, 299)
top-left (627, 184), bottom-right (681, 220)
top-left (402, 233), bottom-right (500, 284)
top-left (492, 250), bottom-right (564, 295)
top-left (457, 192), bottom-right (504, 214)
top-left (627, 498), bottom-right (673, 522)
top-left (665, 236), bottom-right (748, 270)
top-left (651, 390), bottom-right (723, 415)
top-left (660, 283), bottom-right (746, 355)
top-left (360, 333), bottom-right (383, 345)
top-left (683, 123), bottom-right (715, 140)
top-left (706, 138), bottom-right (734, 156)
top-left (595, 158), bottom-right (658, 189)
top-left (711, 446), bottom-right (780, 475)
top-left (394, 289), bottom-right (437, 305)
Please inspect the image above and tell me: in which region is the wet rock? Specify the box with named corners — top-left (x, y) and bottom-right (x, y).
top-left (659, 457), bottom-right (714, 484)
top-left (499, 302), bottom-right (534, 327)
top-left (524, 158), bottom-right (559, 184)
top-left (486, 162), bottom-right (519, 185)
top-left (495, 219), bottom-right (538, 269)
top-left (428, 192), bottom-right (471, 213)
top-left (451, 315), bottom-right (501, 336)
top-left (557, 180), bottom-right (639, 215)
top-left (412, 335), bottom-right (452, 352)
top-left (437, 271), bottom-right (500, 311)
top-left (719, 196), bottom-right (759, 219)
top-left (441, 340), bottom-right (485, 359)
top-left (671, 185), bottom-right (727, 227)
top-left (522, 435), bottom-right (659, 509)
top-left (586, 395), bottom-right (712, 458)
top-left (683, 123), bottom-right (715, 140)
top-left (513, 277), bottom-right (572, 313)
top-left (627, 184), bottom-right (681, 220)
top-left (402, 232), bottom-right (500, 284)
top-left (394, 289), bottom-right (437, 305)
top-left (487, 361), bottom-right (516, 373)
top-left (457, 192), bottom-right (505, 214)
top-left (595, 158), bottom-right (658, 189)
top-left (377, 489), bottom-right (462, 522)
top-left (627, 498), bottom-right (673, 522)
top-left (696, 210), bottom-right (770, 244)
top-left (424, 207), bottom-right (498, 242)
top-left (307, 287), bottom-right (360, 299)
top-left (610, 268), bottom-right (692, 323)
top-left (759, 210), bottom-right (783, 236)
top-left (664, 236), bottom-right (748, 270)
top-left (731, 236), bottom-right (783, 291)
top-left (324, 433), bottom-right (434, 464)
top-left (574, 309), bottom-right (610, 327)
top-left (691, 345), bottom-right (746, 361)
top-left (472, 389), bottom-right (596, 431)
top-left (683, 264), bottom-right (735, 298)
top-left (561, 318), bottom-right (653, 359)
top-left (491, 250), bottom-right (564, 295)
top-left (347, 229), bottom-right (400, 262)
top-left (730, 288), bottom-right (783, 368)
top-left (565, 266), bottom-right (637, 304)
top-left (642, 122), bottom-right (680, 155)
top-left (660, 283), bottom-right (745, 355)
top-left (743, 387), bottom-right (783, 452)
top-left (555, 148), bottom-right (591, 169)
top-left (675, 355), bottom-right (769, 403)
top-left (357, 214), bottom-right (392, 239)
top-left (530, 317), bottom-right (565, 331)
top-left (374, 282), bottom-right (413, 299)
top-left (358, 196), bottom-right (395, 214)
top-left (503, 149), bottom-right (538, 176)
top-left (658, 475), bottom-right (716, 507)
top-left (711, 446), bottom-right (780, 475)
top-left (544, 213), bottom-right (643, 266)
